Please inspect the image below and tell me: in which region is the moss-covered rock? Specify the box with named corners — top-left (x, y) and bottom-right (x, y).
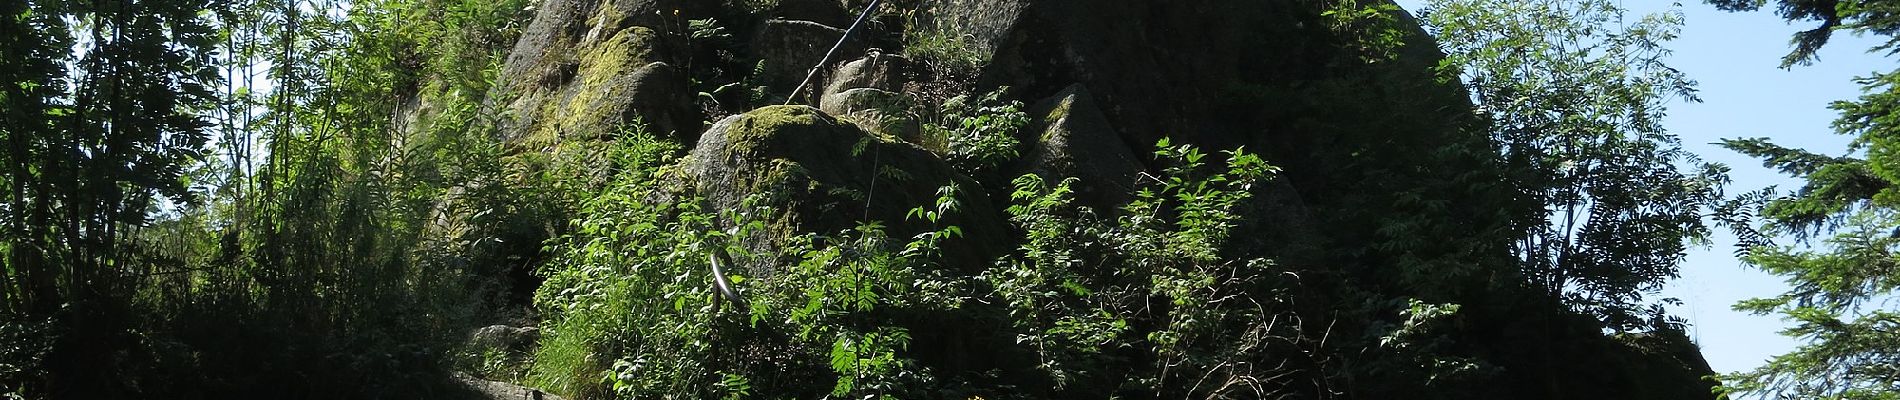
top-left (680, 105), bottom-right (1007, 276)
top-left (820, 88), bottom-right (922, 144)
top-left (1011, 83), bottom-right (1141, 211)
top-left (492, 0), bottom-right (701, 146)
top-left (517, 29), bottom-right (697, 146)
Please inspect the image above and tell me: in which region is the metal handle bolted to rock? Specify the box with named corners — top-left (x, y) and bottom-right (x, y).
top-left (785, 0), bottom-right (884, 104)
top-left (709, 247), bottom-right (744, 310)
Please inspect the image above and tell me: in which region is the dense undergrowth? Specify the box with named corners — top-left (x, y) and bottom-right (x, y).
top-left (523, 124), bottom-right (1310, 398)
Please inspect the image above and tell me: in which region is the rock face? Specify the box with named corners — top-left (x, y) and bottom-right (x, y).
top-left (820, 88), bottom-right (921, 143)
top-left (819, 53), bottom-right (922, 142)
top-left (492, 0), bottom-right (700, 144)
top-left (933, 0), bottom-right (1466, 166)
top-left (477, 0), bottom-right (1485, 296)
top-left (1014, 84), bottom-right (1142, 211)
top-left (750, 19), bottom-right (868, 97)
top-left (924, 0), bottom-right (1500, 284)
top-left (824, 52), bottom-right (908, 95)
top-left (935, 0), bottom-right (1031, 55)
top-left (680, 106), bottom-right (1007, 275)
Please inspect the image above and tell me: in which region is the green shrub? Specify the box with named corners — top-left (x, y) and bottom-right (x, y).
top-left (530, 156), bottom-right (971, 398)
top-left (980, 140), bottom-right (1315, 397)
top-left (898, 7), bottom-right (989, 76)
top-left (929, 89), bottom-right (1029, 173)
top-left (529, 136), bottom-right (1326, 399)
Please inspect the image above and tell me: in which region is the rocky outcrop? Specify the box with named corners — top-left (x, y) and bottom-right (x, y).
top-left (478, 0), bottom-right (1479, 281)
top-left (679, 106), bottom-right (1007, 276)
top-left (463, 0), bottom-right (1723, 398)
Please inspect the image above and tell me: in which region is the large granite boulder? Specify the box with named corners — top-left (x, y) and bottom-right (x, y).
top-left (680, 105), bottom-right (1008, 276)
top-left (1013, 84), bottom-right (1142, 211)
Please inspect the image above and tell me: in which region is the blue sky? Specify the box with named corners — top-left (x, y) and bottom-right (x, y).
top-left (1395, 0), bottom-right (1890, 382)
top-left (1637, 1), bottom-right (1882, 378)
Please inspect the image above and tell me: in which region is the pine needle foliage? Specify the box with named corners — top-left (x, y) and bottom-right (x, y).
top-left (1703, 0), bottom-right (1900, 397)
